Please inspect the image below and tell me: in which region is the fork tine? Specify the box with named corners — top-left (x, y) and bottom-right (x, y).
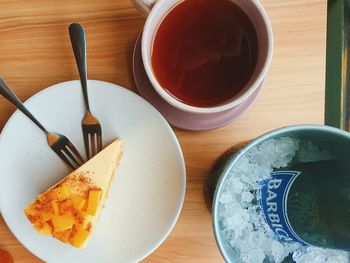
top-left (67, 141), bottom-right (84, 165)
top-left (83, 131), bottom-right (90, 160)
top-left (90, 133), bottom-right (96, 157)
top-left (62, 146), bottom-right (81, 168)
top-left (97, 133), bottom-right (102, 152)
top-left (54, 148), bottom-right (75, 170)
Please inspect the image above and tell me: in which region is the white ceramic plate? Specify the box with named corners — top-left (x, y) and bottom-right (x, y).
top-left (0, 80), bottom-right (186, 263)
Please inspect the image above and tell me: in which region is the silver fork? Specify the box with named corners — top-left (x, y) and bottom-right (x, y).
top-left (69, 23), bottom-right (102, 159)
top-left (0, 78), bottom-right (84, 170)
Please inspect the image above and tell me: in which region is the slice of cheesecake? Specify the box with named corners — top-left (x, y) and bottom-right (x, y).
top-left (24, 138), bottom-right (123, 248)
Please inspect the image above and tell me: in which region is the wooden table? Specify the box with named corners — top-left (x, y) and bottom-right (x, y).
top-left (0, 0), bottom-right (327, 262)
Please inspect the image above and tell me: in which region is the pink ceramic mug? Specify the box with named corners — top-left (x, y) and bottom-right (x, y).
top-left (132, 0), bottom-right (273, 114)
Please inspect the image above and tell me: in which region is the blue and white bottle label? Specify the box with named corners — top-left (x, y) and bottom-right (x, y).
top-left (260, 171), bottom-right (307, 245)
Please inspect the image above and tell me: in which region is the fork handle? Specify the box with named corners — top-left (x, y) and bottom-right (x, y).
top-left (69, 23), bottom-right (91, 113)
top-left (0, 78), bottom-right (48, 134)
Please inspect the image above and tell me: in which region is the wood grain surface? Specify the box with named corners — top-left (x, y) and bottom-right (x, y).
top-left (0, 0), bottom-right (327, 262)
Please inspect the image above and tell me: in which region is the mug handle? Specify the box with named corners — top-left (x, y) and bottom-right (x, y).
top-left (131, 0), bottom-right (158, 17)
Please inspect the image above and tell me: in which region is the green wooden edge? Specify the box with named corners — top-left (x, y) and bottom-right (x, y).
top-left (325, 0), bottom-right (345, 129)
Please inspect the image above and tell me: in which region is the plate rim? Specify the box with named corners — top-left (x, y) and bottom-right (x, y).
top-left (0, 79), bottom-right (187, 262)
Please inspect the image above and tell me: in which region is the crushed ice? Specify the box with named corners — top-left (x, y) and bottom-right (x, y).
top-left (217, 137), bottom-right (350, 263)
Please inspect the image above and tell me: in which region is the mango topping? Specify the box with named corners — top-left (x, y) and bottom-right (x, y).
top-left (54, 185), bottom-right (71, 200)
top-left (87, 189), bottom-right (102, 216)
top-left (24, 179), bottom-right (103, 248)
top-left (71, 225), bottom-right (90, 248)
top-left (51, 214), bottom-right (75, 232)
top-left (34, 222), bottom-right (52, 236)
top-left (51, 201), bottom-right (60, 215)
top-left (70, 194), bottom-right (86, 210)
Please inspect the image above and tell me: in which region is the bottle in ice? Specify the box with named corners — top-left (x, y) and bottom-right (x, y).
top-left (260, 158), bottom-right (350, 251)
